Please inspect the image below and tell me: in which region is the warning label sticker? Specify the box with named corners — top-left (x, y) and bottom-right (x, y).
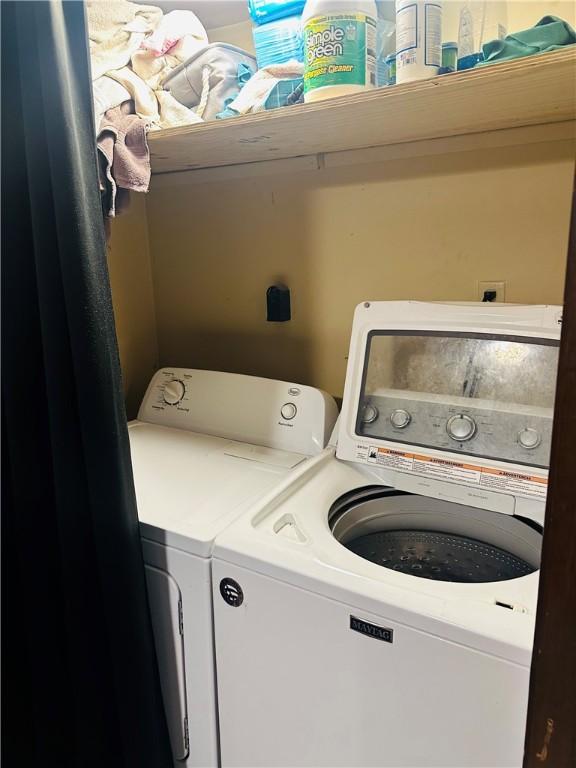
top-left (479, 467), bottom-right (548, 499)
top-left (367, 446), bottom-right (413, 472)
top-left (413, 454), bottom-right (481, 485)
top-left (359, 443), bottom-right (547, 500)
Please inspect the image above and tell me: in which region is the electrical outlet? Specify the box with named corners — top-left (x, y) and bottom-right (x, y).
top-left (477, 281), bottom-right (506, 303)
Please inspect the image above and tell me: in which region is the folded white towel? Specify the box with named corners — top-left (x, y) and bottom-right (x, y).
top-left (107, 65), bottom-right (202, 130)
top-left (88, 3), bottom-right (206, 131)
top-left (92, 75), bottom-right (131, 131)
top-left (87, 0), bottom-right (162, 80)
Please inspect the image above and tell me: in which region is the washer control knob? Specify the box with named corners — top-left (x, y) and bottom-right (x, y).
top-left (518, 428), bottom-right (541, 449)
top-left (280, 402), bottom-right (297, 420)
top-left (163, 379), bottom-right (185, 405)
top-left (446, 414), bottom-right (476, 442)
top-left (362, 403), bottom-right (379, 424)
top-left (390, 409), bottom-right (411, 429)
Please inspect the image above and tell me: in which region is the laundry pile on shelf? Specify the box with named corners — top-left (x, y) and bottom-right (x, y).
top-left (89, 2), bottom-right (210, 131)
top-left (88, 0), bottom-right (209, 216)
top-left (88, 1), bottom-right (310, 218)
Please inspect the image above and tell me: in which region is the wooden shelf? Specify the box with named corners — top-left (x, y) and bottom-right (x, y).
top-left (149, 48), bottom-right (576, 175)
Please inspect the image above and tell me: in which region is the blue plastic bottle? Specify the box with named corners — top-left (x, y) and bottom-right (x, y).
top-left (248, 0), bottom-right (306, 25)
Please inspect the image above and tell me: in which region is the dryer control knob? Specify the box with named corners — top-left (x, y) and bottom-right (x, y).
top-left (280, 402), bottom-right (297, 420)
top-left (447, 414), bottom-right (476, 442)
top-left (518, 428), bottom-right (541, 449)
top-left (163, 379), bottom-right (185, 405)
top-left (390, 409), bottom-right (411, 429)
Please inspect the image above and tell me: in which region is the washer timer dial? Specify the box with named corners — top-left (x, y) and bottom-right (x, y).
top-left (362, 404), bottom-right (379, 424)
top-left (163, 379), bottom-right (185, 406)
top-left (517, 428), bottom-right (541, 449)
top-left (390, 409), bottom-right (411, 429)
top-left (446, 414), bottom-right (476, 442)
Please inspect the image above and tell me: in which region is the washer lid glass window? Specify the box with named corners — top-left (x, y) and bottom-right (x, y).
top-left (356, 331), bottom-right (559, 469)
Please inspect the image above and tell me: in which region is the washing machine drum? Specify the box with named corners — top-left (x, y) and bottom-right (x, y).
top-left (329, 487), bottom-right (542, 584)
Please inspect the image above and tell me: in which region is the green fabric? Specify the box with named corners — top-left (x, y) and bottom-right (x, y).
top-left (479, 15), bottom-right (576, 65)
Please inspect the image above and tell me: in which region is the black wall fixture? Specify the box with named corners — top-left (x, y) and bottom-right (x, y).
top-left (267, 284), bottom-right (291, 322)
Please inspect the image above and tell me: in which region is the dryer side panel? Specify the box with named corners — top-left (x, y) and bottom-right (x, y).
top-left (145, 565), bottom-right (189, 761)
top-left (143, 540), bottom-right (219, 768)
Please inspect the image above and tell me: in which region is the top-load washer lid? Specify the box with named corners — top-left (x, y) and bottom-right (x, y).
top-left (329, 486), bottom-right (541, 584)
top-left (337, 302), bottom-right (561, 517)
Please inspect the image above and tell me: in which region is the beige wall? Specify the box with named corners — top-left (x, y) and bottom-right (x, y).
top-left (107, 193), bottom-right (158, 418)
top-left (107, 1), bottom-right (575, 409)
top-left (146, 138), bottom-right (574, 399)
top-left (208, 21), bottom-right (255, 52)
top-left (506, 0), bottom-right (576, 29)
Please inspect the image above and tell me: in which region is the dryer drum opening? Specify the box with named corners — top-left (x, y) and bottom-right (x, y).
top-left (329, 488), bottom-right (541, 584)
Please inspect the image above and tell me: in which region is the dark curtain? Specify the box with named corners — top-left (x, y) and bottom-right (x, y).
top-left (1, 2), bottom-right (173, 766)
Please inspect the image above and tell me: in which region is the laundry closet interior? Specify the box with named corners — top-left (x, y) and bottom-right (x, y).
top-left (104, 1), bottom-right (576, 419)
top-left (92, 1), bottom-right (576, 767)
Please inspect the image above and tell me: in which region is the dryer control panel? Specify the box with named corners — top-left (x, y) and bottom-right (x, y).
top-left (137, 368), bottom-right (338, 457)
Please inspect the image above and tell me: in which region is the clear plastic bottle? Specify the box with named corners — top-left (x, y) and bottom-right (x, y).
top-left (302, 0), bottom-right (378, 102)
top-left (376, 1), bottom-right (396, 87)
top-left (457, 1), bottom-right (508, 69)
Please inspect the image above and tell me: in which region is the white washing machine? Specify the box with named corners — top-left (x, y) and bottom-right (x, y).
top-left (128, 368), bottom-right (338, 767)
top-left (212, 302), bottom-right (562, 768)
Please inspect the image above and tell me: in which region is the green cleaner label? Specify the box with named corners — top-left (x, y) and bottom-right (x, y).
top-left (304, 13), bottom-right (376, 93)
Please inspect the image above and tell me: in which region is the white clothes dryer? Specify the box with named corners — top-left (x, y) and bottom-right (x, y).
top-left (128, 368), bottom-right (337, 767)
top-left (212, 302), bottom-right (562, 768)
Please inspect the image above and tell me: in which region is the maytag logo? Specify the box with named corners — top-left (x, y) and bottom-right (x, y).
top-left (350, 616), bottom-right (393, 643)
